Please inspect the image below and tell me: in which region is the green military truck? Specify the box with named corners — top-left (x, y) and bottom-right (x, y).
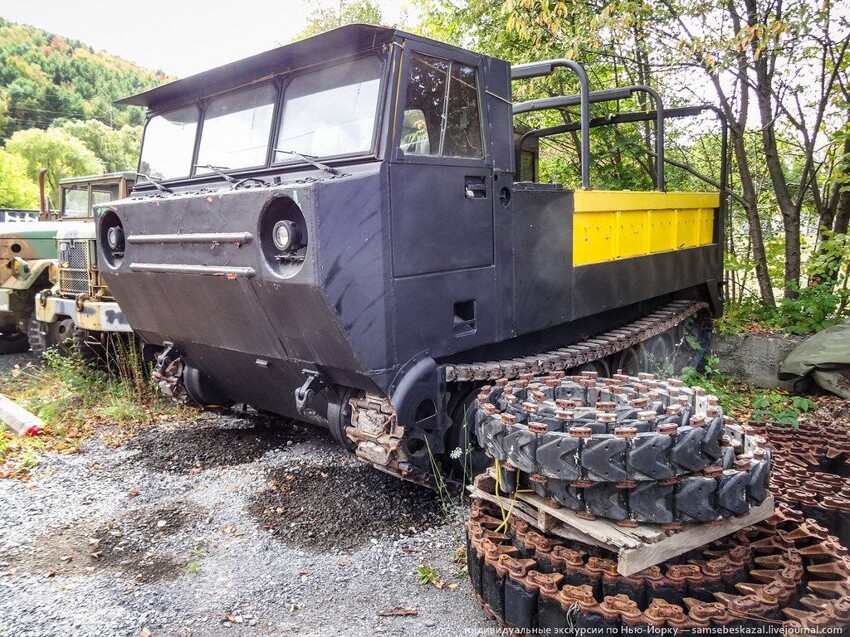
top-left (0, 215), bottom-right (60, 354)
top-left (31, 172), bottom-right (136, 358)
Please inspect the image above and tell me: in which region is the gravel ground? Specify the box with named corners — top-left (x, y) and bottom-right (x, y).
top-left (0, 403), bottom-right (493, 637)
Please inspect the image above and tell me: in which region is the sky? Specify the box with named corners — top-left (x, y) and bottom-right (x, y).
top-left (0, 0), bottom-right (418, 78)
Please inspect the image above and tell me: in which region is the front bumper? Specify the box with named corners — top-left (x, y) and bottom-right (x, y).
top-left (35, 293), bottom-right (132, 333)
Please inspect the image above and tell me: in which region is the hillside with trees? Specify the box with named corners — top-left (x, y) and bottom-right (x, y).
top-left (0, 18), bottom-right (169, 208)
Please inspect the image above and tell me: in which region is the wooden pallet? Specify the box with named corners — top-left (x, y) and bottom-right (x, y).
top-left (468, 470), bottom-right (775, 576)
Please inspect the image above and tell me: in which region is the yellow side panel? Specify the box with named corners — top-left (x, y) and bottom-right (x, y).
top-left (699, 207), bottom-right (714, 244)
top-left (573, 191), bottom-right (719, 266)
top-left (676, 208), bottom-right (700, 248)
top-left (649, 210), bottom-right (677, 253)
top-left (574, 211), bottom-right (617, 264)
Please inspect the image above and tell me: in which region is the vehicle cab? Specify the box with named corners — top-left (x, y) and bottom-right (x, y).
top-left (32, 172), bottom-right (136, 355)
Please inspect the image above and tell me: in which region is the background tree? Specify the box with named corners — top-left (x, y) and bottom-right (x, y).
top-left (55, 120), bottom-right (141, 173)
top-left (0, 148), bottom-right (39, 209)
top-left (4, 128), bottom-right (103, 206)
top-left (0, 18), bottom-right (168, 141)
top-left (294, 0), bottom-right (384, 41)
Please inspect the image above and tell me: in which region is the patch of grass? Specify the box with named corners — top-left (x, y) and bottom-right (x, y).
top-left (681, 355), bottom-right (818, 425)
top-left (0, 346), bottom-right (195, 478)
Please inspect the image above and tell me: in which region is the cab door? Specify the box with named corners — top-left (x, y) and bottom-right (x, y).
top-left (389, 45), bottom-right (499, 359)
top-left (389, 47), bottom-right (493, 278)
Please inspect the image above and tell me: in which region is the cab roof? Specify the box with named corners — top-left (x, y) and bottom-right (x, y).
top-left (118, 24), bottom-right (399, 111)
top-left (59, 171), bottom-right (137, 186)
top-left (117, 24), bottom-right (501, 113)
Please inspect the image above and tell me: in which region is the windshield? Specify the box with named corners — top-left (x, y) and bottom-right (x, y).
top-left (139, 105), bottom-right (199, 180)
top-left (61, 183), bottom-right (121, 219)
top-left (274, 56), bottom-right (382, 162)
top-left (197, 84), bottom-right (277, 173)
top-left (62, 186), bottom-right (89, 219)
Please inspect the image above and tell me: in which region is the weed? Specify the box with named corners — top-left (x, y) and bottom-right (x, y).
top-left (187, 546), bottom-right (207, 576)
top-left (681, 355), bottom-right (817, 426)
top-left (424, 437), bottom-right (460, 525)
top-left (453, 546), bottom-right (469, 578)
top-left (417, 563), bottom-right (442, 587)
top-left (18, 449), bottom-right (38, 469)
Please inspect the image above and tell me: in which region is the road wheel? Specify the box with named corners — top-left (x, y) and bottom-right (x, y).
top-left (642, 332), bottom-right (675, 375)
top-left (0, 328), bottom-right (29, 355)
top-left (609, 345), bottom-right (644, 376)
top-left (446, 385), bottom-right (491, 483)
top-left (28, 317), bottom-right (75, 357)
top-left (572, 357), bottom-right (611, 378)
top-left (183, 365), bottom-right (233, 407)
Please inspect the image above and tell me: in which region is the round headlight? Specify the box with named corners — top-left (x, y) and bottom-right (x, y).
top-left (272, 220), bottom-right (300, 252)
top-left (106, 226), bottom-right (125, 252)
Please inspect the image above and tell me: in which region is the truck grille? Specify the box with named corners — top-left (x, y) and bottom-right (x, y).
top-left (58, 240), bottom-right (91, 296)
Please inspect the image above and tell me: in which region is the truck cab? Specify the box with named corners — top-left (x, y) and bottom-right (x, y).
top-left (31, 172), bottom-right (136, 357)
top-left (98, 25), bottom-right (724, 481)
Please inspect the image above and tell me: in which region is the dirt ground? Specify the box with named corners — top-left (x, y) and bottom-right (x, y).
top-left (0, 359), bottom-right (493, 637)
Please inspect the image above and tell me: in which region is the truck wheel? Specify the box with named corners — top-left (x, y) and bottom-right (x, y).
top-left (0, 329), bottom-right (30, 355)
top-left (28, 317), bottom-right (75, 357)
top-left (72, 327), bottom-right (107, 367)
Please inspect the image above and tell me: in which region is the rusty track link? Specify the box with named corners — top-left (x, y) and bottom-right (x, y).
top-left (751, 419), bottom-right (850, 548)
top-left (445, 300), bottom-right (707, 383)
top-left (467, 499), bottom-right (850, 632)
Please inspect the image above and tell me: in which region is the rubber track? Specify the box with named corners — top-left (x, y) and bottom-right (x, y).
top-left (473, 372), bottom-right (770, 524)
top-left (467, 499), bottom-right (850, 631)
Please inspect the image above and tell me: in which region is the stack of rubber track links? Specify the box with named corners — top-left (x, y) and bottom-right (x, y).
top-left (752, 413), bottom-right (850, 549)
top-left (466, 371), bottom-right (850, 633)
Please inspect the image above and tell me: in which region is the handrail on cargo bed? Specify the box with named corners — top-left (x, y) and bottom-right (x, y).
top-left (511, 59), bottom-right (667, 191)
top-left (511, 60), bottom-right (591, 189)
top-left (515, 104), bottom-right (729, 274)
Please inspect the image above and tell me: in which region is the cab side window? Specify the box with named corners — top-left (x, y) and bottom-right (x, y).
top-left (402, 53), bottom-right (483, 158)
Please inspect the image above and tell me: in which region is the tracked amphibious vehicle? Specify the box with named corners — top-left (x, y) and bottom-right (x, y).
top-left (98, 25), bottom-right (726, 483)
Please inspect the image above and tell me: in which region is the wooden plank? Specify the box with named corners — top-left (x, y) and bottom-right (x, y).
top-left (536, 508), bottom-right (556, 533)
top-left (0, 393), bottom-right (44, 436)
top-left (616, 495), bottom-right (775, 576)
top-left (467, 485), bottom-right (610, 549)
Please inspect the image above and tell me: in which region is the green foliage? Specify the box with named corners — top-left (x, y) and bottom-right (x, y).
top-left (0, 147), bottom-right (39, 208)
top-left (0, 346), bottom-right (190, 477)
top-left (718, 229), bottom-right (850, 335)
top-left (0, 18), bottom-right (168, 139)
top-left (187, 547), bottom-right (207, 576)
top-left (4, 127), bottom-right (103, 205)
top-left (294, 0), bottom-right (384, 41)
top-left (681, 356), bottom-right (817, 425)
top-left (718, 285), bottom-right (847, 336)
top-left (55, 120), bottom-right (141, 174)
top-left (417, 563), bottom-right (442, 586)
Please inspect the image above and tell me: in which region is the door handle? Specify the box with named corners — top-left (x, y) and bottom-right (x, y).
top-left (464, 176), bottom-right (487, 199)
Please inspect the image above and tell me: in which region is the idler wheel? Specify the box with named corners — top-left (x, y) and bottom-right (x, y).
top-left (183, 365), bottom-right (233, 407)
